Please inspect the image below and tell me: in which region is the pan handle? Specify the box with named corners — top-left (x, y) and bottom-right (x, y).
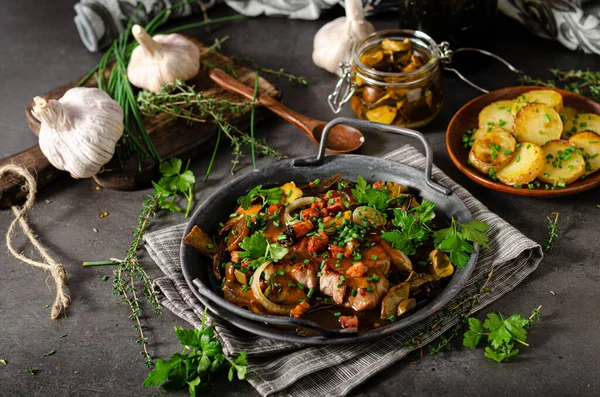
top-left (294, 117), bottom-right (452, 196)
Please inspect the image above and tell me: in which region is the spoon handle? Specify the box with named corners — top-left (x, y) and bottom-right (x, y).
top-left (209, 69), bottom-right (318, 141)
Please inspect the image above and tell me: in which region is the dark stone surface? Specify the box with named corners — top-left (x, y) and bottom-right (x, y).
top-left (0, 1), bottom-right (598, 396)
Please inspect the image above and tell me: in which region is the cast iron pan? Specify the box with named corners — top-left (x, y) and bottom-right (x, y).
top-left (180, 117), bottom-right (479, 344)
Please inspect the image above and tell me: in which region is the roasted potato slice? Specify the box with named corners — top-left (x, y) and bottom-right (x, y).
top-left (511, 89), bottom-right (563, 116)
top-left (471, 125), bottom-right (505, 142)
top-left (562, 113), bottom-right (600, 139)
top-left (478, 100), bottom-right (514, 132)
top-left (569, 131), bottom-right (600, 174)
top-left (468, 129), bottom-right (517, 174)
top-left (538, 140), bottom-right (586, 184)
top-left (497, 142), bottom-right (545, 186)
top-left (513, 103), bottom-right (562, 146)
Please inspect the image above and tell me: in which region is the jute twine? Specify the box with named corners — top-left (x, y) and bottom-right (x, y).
top-left (1, 164), bottom-right (69, 319)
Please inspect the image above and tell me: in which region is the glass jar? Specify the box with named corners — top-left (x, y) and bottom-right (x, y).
top-left (343, 29), bottom-right (443, 128)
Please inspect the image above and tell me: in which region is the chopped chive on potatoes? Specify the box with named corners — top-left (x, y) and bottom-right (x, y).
top-left (497, 143), bottom-right (545, 186)
top-left (513, 103), bottom-right (562, 147)
top-left (569, 131), bottom-right (600, 174)
top-left (468, 129), bottom-right (517, 174)
top-left (561, 113), bottom-right (600, 139)
top-left (478, 100), bottom-right (514, 132)
top-left (510, 89), bottom-right (563, 116)
top-left (463, 89), bottom-right (600, 189)
top-left (538, 141), bottom-right (586, 184)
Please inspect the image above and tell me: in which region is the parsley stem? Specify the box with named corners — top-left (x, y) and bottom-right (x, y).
top-left (185, 186), bottom-right (194, 217)
top-left (250, 71), bottom-right (259, 169)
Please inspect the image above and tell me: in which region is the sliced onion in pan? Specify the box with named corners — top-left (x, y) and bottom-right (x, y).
top-left (251, 261), bottom-right (295, 315)
top-left (284, 196), bottom-right (316, 223)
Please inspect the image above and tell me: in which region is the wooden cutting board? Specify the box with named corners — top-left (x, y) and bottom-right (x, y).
top-left (0, 37), bottom-right (281, 209)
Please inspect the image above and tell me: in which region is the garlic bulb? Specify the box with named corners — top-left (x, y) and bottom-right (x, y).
top-left (127, 24), bottom-right (200, 93)
top-left (312, 0), bottom-right (375, 76)
top-left (31, 87), bottom-right (124, 179)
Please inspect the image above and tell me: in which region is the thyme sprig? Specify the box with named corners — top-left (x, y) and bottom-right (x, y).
top-left (137, 80), bottom-right (284, 178)
top-left (519, 69), bottom-right (600, 102)
top-left (544, 212), bottom-right (560, 252)
top-left (233, 55), bottom-right (309, 86)
top-left (112, 193), bottom-right (164, 367)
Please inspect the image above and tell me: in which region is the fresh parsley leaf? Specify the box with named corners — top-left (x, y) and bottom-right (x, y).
top-left (412, 199), bottom-right (436, 224)
top-left (351, 176), bottom-right (390, 212)
top-left (463, 317), bottom-right (483, 348)
top-left (237, 185), bottom-right (284, 210)
top-left (484, 345), bottom-right (519, 362)
top-left (144, 310), bottom-right (247, 393)
top-left (459, 220), bottom-right (491, 249)
top-left (381, 208), bottom-right (428, 255)
top-left (433, 218), bottom-right (491, 268)
top-left (238, 233), bottom-right (269, 260)
top-left (154, 158), bottom-right (196, 217)
top-left (238, 232), bottom-right (288, 262)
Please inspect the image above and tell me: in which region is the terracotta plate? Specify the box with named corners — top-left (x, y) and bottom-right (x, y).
top-left (447, 85), bottom-right (600, 197)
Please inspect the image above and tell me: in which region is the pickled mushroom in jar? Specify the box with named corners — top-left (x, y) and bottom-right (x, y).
top-left (350, 35), bottom-right (442, 127)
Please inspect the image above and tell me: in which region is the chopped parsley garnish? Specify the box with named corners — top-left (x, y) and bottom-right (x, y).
top-left (351, 176), bottom-right (390, 212)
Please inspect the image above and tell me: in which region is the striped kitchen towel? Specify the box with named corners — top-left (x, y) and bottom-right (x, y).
top-left (145, 144), bottom-right (543, 397)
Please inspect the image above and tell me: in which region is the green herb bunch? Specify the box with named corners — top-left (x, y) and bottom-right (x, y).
top-left (113, 192), bottom-right (164, 367)
top-left (519, 69), bottom-right (600, 102)
top-left (137, 79), bottom-right (284, 178)
top-left (144, 310), bottom-right (247, 395)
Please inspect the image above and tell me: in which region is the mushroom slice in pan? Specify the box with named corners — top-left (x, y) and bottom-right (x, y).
top-left (428, 249), bottom-right (454, 278)
top-left (380, 282), bottom-right (410, 319)
top-left (183, 226), bottom-right (219, 257)
top-left (377, 239), bottom-right (413, 273)
top-left (397, 298), bottom-right (417, 317)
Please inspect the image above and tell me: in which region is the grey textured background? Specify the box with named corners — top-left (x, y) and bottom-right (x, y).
top-left (0, 1), bottom-right (598, 396)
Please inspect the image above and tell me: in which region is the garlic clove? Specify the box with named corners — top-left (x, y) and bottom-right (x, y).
top-left (32, 87), bottom-right (124, 179)
top-left (312, 0), bottom-right (375, 76)
top-left (127, 25), bottom-right (200, 93)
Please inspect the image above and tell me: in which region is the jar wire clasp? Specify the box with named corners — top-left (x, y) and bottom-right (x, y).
top-left (438, 42), bottom-right (523, 94)
top-left (328, 62), bottom-right (356, 114)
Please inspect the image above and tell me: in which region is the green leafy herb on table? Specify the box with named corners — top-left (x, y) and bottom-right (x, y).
top-left (351, 176), bottom-right (391, 212)
top-left (144, 311), bottom-right (247, 395)
top-left (26, 367), bottom-right (37, 375)
top-left (0, 359), bottom-right (7, 365)
top-left (463, 305), bottom-right (542, 362)
top-left (238, 232), bottom-right (289, 263)
top-left (519, 69), bottom-right (600, 102)
top-left (433, 219), bottom-right (491, 268)
top-left (544, 212), bottom-right (560, 252)
top-left (152, 158), bottom-right (196, 217)
top-left (237, 185), bottom-right (285, 210)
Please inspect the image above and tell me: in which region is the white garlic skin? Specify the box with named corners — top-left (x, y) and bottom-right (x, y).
top-left (127, 25), bottom-right (200, 93)
top-left (312, 0), bottom-right (375, 76)
top-left (32, 87), bottom-right (124, 179)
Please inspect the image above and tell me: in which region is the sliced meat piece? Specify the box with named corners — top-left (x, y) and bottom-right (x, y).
top-left (301, 207), bottom-right (320, 220)
top-left (290, 220), bottom-right (314, 239)
top-left (329, 244), bottom-right (344, 259)
top-left (345, 275), bottom-right (390, 311)
top-left (361, 244), bottom-right (391, 275)
top-left (289, 262), bottom-right (318, 290)
top-left (308, 231), bottom-right (329, 254)
top-left (290, 301), bottom-right (311, 319)
top-left (346, 261), bottom-right (369, 278)
top-left (325, 196), bottom-right (344, 214)
top-left (267, 204), bottom-right (282, 216)
top-left (290, 237), bottom-right (309, 259)
top-left (372, 180), bottom-right (385, 189)
top-left (226, 217), bottom-right (250, 251)
top-left (311, 198), bottom-right (325, 210)
top-left (230, 250), bottom-right (242, 263)
top-left (319, 268), bottom-right (347, 305)
top-left (344, 239), bottom-right (359, 257)
top-left (338, 315), bottom-right (359, 329)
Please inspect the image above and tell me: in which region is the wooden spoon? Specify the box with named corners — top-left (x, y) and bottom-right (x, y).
top-left (209, 69), bottom-right (365, 154)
